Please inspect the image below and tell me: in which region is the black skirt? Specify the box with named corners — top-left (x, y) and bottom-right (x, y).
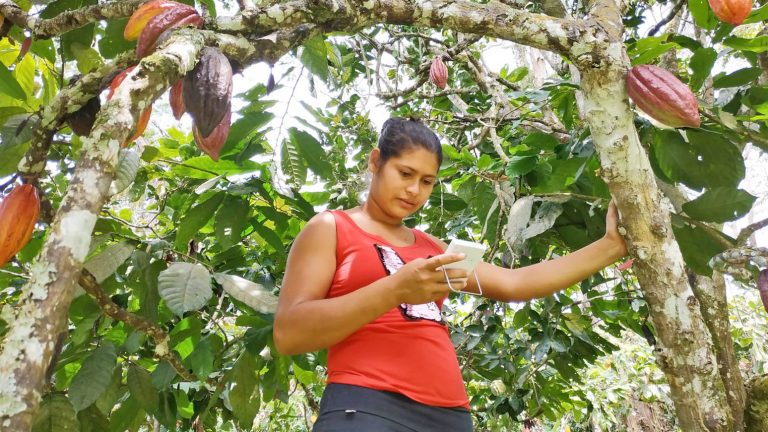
top-left (312, 383), bottom-right (474, 432)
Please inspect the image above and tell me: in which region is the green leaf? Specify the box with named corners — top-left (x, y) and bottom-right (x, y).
top-left (0, 62), bottom-right (27, 101)
top-left (170, 156), bottom-right (261, 179)
top-left (281, 136), bottom-right (308, 187)
top-left (689, 48), bottom-right (717, 91)
top-left (289, 128), bottom-right (334, 180)
top-left (31, 39), bottom-right (56, 63)
top-left (521, 133), bottom-right (559, 151)
top-left (99, 18), bottom-right (135, 59)
top-left (128, 365), bottom-right (160, 413)
top-left (229, 350), bottom-right (261, 430)
top-left (671, 214), bottom-right (731, 276)
top-left (157, 263), bottom-right (213, 315)
top-left (71, 42), bottom-right (104, 74)
top-left (688, 0), bottom-right (717, 30)
top-left (222, 111), bottom-right (274, 157)
top-left (215, 196), bottom-right (251, 249)
top-left (528, 158), bottom-right (586, 193)
top-left (108, 395), bottom-right (142, 432)
top-left (650, 130), bottom-right (744, 190)
top-left (32, 394), bottom-right (80, 432)
top-left (744, 3), bottom-right (768, 23)
top-left (631, 43), bottom-right (675, 66)
top-left (682, 188), bottom-right (756, 223)
top-left (174, 191), bottom-right (226, 250)
top-left (723, 36), bottom-right (768, 53)
top-left (68, 343), bottom-right (118, 411)
top-left (77, 404), bottom-right (110, 432)
top-left (185, 335), bottom-right (218, 378)
top-left (250, 221), bottom-right (285, 253)
top-left (505, 155), bottom-right (538, 177)
top-left (713, 67), bottom-right (763, 88)
top-left (506, 66), bottom-right (529, 83)
top-left (300, 36), bottom-right (329, 82)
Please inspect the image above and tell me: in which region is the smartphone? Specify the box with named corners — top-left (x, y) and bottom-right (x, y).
top-left (443, 239), bottom-right (487, 273)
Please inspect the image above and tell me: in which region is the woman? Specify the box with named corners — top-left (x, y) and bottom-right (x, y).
top-left (273, 118), bottom-right (628, 431)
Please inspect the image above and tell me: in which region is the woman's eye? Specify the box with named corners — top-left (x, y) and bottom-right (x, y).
top-left (423, 179), bottom-right (434, 185)
top-left (400, 171), bottom-right (411, 177)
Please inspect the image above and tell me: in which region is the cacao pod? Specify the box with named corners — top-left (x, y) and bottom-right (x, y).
top-left (67, 95), bottom-right (101, 136)
top-left (110, 149), bottom-right (141, 195)
top-left (107, 66), bottom-right (153, 147)
top-left (169, 79), bottom-right (185, 120)
top-left (17, 36), bottom-right (31, 61)
top-left (626, 65), bottom-right (700, 128)
top-left (709, 0), bottom-right (752, 26)
top-left (266, 71), bottom-right (276, 94)
top-left (193, 109), bottom-right (230, 161)
top-left (0, 184), bottom-right (40, 266)
top-left (124, 0), bottom-right (194, 41)
top-left (759, 269), bottom-right (768, 315)
top-left (183, 47), bottom-right (233, 138)
top-left (135, 6), bottom-right (201, 58)
top-left (429, 57), bottom-right (448, 89)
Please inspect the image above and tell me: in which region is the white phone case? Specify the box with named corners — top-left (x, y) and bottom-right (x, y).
top-left (443, 239), bottom-right (486, 272)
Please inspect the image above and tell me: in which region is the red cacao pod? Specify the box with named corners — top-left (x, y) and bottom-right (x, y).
top-left (0, 184), bottom-right (40, 266)
top-left (626, 65), bottom-right (700, 128)
top-left (429, 57), bottom-right (448, 89)
top-left (124, 0), bottom-right (194, 41)
top-left (169, 79), bottom-right (185, 120)
top-left (135, 6), bottom-right (201, 58)
top-left (708, 0), bottom-right (752, 26)
top-left (759, 269), bottom-right (768, 315)
top-left (193, 109), bottom-right (230, 161)
top-left (107, 67), bottom-right (153, 147)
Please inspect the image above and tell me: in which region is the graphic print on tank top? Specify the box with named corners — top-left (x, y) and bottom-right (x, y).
top-left (374, 244), bottom-right (443, 323)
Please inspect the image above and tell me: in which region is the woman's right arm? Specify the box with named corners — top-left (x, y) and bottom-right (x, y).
top-left (273, 212), bottom-right (469, 356)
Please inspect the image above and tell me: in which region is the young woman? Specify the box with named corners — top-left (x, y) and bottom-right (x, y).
top-left (273, 118), bottom-right (628, 431)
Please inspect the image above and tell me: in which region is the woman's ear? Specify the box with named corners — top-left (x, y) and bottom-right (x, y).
top-left (368, 148), bottom-right (381, 173)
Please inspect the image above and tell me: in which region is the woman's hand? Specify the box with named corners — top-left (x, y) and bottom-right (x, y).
top-left (391, 254), bottom-right (470, 304)
top-left (604, 199), bottom-right (628, 258)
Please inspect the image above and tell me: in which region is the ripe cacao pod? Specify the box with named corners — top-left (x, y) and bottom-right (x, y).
top-left (193, 109), bottom-right (230, 161)
top-left (0, 184), bottom-right (40, 266)
top-left (135, 6), bottom-right (202, 58)
top-left (169, 79), bottom-right (185, 120)
top-left (183, 47), bottom-right (233, 138)
top-left (68, 95), bottom-right (101, 137)
top-left (759, 269), bottom-right (768, 315)
top-left (429, 57), bottom-right (448, 89)
top-left (708, 0), bottom-right (752, 26)
top-left (107, 66), bottom-right (153, 147)
top-left (17, 37), bottom-right (31, 61)
top-left (124, 0), bottom-right (194, 41)
top-left (626, 65), bottom-right (700, 128)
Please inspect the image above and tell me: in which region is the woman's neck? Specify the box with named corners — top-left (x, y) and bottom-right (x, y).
top-left (360, 198), bottom-right (403, 228)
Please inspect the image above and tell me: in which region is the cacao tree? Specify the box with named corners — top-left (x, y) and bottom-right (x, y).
top-left (0, 0), bottom-right (767, 431)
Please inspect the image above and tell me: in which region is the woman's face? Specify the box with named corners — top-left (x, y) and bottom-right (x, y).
top-left (368, 146), bottom-right (440, 219)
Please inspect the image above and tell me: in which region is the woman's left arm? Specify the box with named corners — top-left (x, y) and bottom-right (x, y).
top-left (431, 200), bottom-right (628, 302)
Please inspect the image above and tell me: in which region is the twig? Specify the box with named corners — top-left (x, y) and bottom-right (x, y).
top-left (737, 217), bottom-right (768, 245)
top-left (79, 268), bottom-right (195, 381)
top-left (647, 0), bottom-right (686, 37)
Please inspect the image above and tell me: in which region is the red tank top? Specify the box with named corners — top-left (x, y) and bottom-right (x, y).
top-left (325, 210), bottom-right (469, 408)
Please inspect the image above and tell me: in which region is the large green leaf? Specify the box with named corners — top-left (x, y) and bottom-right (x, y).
top-left (128, 365), bottom-right (160, 413)
top-left (713, 67), bottom-right (763, 88)
top-left (723, 36), bottom-right (768, 53)
top-left (689, 48), bottom-right (717, 91)
top-left (289, 128), bottom-right (334, 180)
top-left (281, 136), bottom-right (308, 187)
top-left (229, 351), bottom-right (261, 429)
top-left (671, 214), bottom-right (731, 276)
top-left (32, 394), bottom-right (80, 432)
top-left (0, 62), bottom-right (27, 101)
top-left (300, 35), bottom-right (329, 82)
top-left (68, 343), bottom-right (117, 411)
top-left (108, 395), bottom-right (142, 432)
top-left (184, 335), bottom-right (218, 378)
top-left (99, 18), bottom-right (135, 59)
top-left (77, 404), bottom-right (110, 432)
top-left (505, 155), bottom-right (538, 177)
top-left (688, 0), bottom-right (717, 29)
top-left (170, 156), bottom-right (261, 179)
top-left (214, 273), bottom-right (278, 313)
top-left (174, 191), bottom-right (226, 250)
top-left (214, 196), bottom-right (251, 249)
top-left (682, 188), bottom-right (756, 223)
top-left (651, 130), bottom-right (744, 190)
top-left (157, 262), bottom-right (213, 316)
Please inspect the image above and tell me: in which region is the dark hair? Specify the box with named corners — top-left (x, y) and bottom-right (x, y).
top-left (377, 117), bottom-right (443, 167)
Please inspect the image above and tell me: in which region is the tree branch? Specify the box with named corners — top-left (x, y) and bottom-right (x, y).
top-left (0, 0), bottom-right (144, 39)
top-left (78, 269), bottom-right (195, 381)
top-left (647, 0), bottom-right (686, 37)
top-left (737, 217), bottom-right (768, 245)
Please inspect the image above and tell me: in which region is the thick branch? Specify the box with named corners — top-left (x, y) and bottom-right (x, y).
top-left (0, 0), bottom-right (143, 39)
top-left (737, 217), bottom-right (768, 245)
top-left (78, 269), bottom-right (194, 381)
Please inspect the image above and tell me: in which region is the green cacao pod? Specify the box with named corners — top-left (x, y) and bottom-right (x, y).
top-left (183, 47), bottom-right (233, 138)
top-left (708, 0), bottom-right (752, 25)
top-left (626, 65), bottom-right (700, 129)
